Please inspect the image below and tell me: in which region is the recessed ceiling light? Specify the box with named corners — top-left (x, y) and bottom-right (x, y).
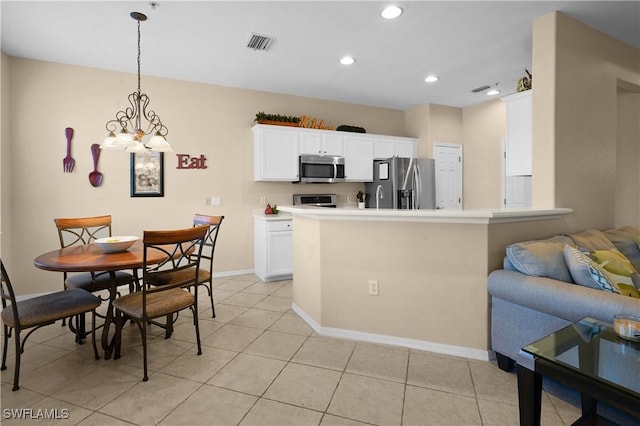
top-left (381, 6), bottom-right (403, 19)
top-left (487, 89), bottom-right (501, 96)
top-left (424, 75), bottom-right (439, 83)
top-left (340, 56), bottom-right (356, 65)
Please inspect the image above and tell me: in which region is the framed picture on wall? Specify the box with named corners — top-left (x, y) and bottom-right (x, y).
top-left (130, 151), bottom-right (164, 197)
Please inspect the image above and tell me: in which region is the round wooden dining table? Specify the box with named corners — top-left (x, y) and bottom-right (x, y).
top-left (34, 240), bottom-right (168, 358)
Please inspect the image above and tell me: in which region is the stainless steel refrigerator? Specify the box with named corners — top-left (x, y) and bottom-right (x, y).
top-left (365, 157), bottom-right (436, 209)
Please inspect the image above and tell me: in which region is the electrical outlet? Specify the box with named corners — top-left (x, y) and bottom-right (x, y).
top-left (368, 280), bottom-right (379, 296)
top-left (260, 196), bottom-right (266, 205)
top-left (347, 195), bottom-right (353, 203)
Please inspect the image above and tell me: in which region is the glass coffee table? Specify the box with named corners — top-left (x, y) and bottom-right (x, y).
top-left (518, 318), bottom-right (640, 426)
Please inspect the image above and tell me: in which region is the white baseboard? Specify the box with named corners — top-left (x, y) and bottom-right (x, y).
top-left (212, 268), bottom-right (255, 278)
top-left (291, 303), bottom-right (490, 362)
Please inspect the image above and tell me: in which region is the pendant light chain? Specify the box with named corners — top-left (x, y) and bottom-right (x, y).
top-left (137, 17), bottom-right (141, 95)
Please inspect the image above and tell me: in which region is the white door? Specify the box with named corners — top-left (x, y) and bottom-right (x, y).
top-left (433, 143), bottom-right (462, 210)
top-left (502, 138), bottom-right (532, 208)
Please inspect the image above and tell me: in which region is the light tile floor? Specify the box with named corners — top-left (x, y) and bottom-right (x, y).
top-left (1, 274), bottom-right (637, 425)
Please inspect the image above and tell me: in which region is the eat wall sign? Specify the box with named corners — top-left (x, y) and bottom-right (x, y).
top-left (176, 154), bottom-right (207, 169)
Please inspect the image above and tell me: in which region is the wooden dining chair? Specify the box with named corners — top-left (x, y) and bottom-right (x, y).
top-left (0, 259), bottom-right (100, 391)
top-left (54, 215), bottom-right (137, 296)
top-left (192, 214), bottom-right (224, 317)
top-left (112, 225), bottom-right (208, 382)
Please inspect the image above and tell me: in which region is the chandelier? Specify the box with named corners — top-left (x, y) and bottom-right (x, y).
top-left (101, 12), bottom-right (172, 152)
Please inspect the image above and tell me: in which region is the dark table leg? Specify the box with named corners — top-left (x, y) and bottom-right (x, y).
top-left (580, 393), bottom-right (598, 419)
top-left (102, 271), bottom-right (119, 360)
top-left (518, 364), bottom-right (542, 426)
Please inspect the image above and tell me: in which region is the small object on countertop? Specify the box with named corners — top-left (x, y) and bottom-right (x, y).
top-left (88, 143), bottom-right (103, 187)
top-left (63, 127), bottom-right (76, 173)
top-left (264, 203), bottom-right (279, 215)
top-left (356, 191), bottom-right (366, 202)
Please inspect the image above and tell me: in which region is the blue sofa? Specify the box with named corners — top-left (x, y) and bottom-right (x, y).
top-left (488, 226), bottom-right (640, 371)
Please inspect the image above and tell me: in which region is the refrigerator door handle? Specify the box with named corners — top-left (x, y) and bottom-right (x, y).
top-left (414, 164), bottom-right (422, 209)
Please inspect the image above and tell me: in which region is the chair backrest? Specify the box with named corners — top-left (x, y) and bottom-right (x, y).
top-left (0, 260), bottom-right (19, 323)
top-left (143, 226), bottom-right (209, 294)
top-left (192, 214), bottom-right (224, 274)
top-left (54, 215), bottom-right (113, 248)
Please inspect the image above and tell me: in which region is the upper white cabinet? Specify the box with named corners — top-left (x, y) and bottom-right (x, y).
top-left (253, 124), bottom-right (418, 182)
top-left (299, 131), bottom-right (344, 156)
top-left (374, 137), bottom-right (418, 159)
top-left (344, 135), bottom-right (375, 182)
top-left (502, 91), bottom-right (532, 176)
top-left (253, 125), bottom-right (299, 181)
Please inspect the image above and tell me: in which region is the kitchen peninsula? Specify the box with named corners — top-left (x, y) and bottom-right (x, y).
top-left (279, 205), bottom-right (572, 360)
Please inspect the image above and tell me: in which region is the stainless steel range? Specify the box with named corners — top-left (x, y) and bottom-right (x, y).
top-left (293, 193), bottom-right (337, 208)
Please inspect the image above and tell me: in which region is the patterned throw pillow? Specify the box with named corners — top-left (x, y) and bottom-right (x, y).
top-left (564, 245), bottom-right (622, 294)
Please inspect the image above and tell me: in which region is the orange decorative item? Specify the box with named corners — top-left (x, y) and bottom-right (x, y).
top-left (264, 203), bottom-right (273, 215)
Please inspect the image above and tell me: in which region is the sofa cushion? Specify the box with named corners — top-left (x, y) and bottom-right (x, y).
top-left (564, 245), bottom-right (626, 295)
top-left (505, 235), bottom-right (575, 282)
top-left (567, 229), bottom-right (617, 252)
top-left (603, 226), bottom-right (640, 273)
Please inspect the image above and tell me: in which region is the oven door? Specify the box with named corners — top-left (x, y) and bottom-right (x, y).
top-left (299, 155), bottom-right (345, 183)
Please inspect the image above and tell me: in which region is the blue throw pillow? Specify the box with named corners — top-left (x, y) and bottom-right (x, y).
top-left (505, 235), bottom-right (575, 282)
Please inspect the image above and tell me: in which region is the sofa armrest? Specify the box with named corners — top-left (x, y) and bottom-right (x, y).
top-left (488, 270), bottom-right (640, 324)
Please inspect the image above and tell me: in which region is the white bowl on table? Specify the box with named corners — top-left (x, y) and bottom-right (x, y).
top-left (95, 236), bottom-right (138, 253)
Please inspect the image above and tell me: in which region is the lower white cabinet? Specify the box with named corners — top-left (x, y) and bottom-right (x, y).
top-left (254, 214), bottom-right (293, 281)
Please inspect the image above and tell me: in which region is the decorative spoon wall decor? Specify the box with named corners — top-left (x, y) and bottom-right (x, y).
top-left (63, 127), bottom-right (75, 173)
top-left (89, 144), bottom-right (103, 187)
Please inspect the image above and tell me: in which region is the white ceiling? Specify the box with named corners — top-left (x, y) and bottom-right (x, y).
top-left (2, 1), bottom-right (639, 110)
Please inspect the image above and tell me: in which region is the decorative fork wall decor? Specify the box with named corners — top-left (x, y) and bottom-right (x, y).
top-left (63, 127), bottom-right (75, 173)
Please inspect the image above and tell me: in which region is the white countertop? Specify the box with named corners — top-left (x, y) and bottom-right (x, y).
top-left (278, 205), bottom-right (573, 224)
top-left (252, 209), bottom-right (293, 221)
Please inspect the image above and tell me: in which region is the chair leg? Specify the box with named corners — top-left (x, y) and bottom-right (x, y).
top-left (12, 329), bottom-right (21, 391)
top-left (164, 314), bottom-right (173, 339)
top-left (193, 306), bottom-right (202, 356)
top-left (114, 310), bottom-right (124, 360)
top-left (208, 283), bottom-right (216, 318)
top-left (91, 310), bottom-right (100, 360)
top-left (1, 324), bottom-right (9, 371)
top-left (142, 320), bottom-right (148, 382)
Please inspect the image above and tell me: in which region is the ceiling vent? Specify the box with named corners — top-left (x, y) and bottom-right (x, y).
top-left (471, 85), bottom-right (491, 93)
top-left (247, 33), bottom-right (275, 51)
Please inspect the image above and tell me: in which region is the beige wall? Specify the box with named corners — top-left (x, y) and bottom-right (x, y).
top-left (616, 89), bottom-right (640, 227)
top-left (1, 52), bottom-right (11, 265)
top-left (3, 57), bottom-right (407, 294)
top-left (292, 214), bottom-right (572, 355)
top-left (532, 12), bottom-right (640, 230)
top-left (462, 100), bottom-right (506, 209)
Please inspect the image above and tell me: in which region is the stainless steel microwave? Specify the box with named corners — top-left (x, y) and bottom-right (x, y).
top-left (298, 155), bottom-right (345, 183)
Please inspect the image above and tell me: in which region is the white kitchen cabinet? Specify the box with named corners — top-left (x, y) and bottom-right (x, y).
top-left (299, 131), bottom-right (344, 156)
top-left (253, 124), bottom-right (418, 182)
top-left (374, 138), bottom-right (395, 158)
top-left (344, 134), bottom-right (375, 181)
top-left (254, 214), bottom-right (293, 282)
top-left (374, 137), bottom-right (417, 159)
top-left (502, 91), bottom-right (532, 176)
top-left (253, 125), bottom-right (299, 181)
top-left (395, 138), bottom-right (418, 158)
